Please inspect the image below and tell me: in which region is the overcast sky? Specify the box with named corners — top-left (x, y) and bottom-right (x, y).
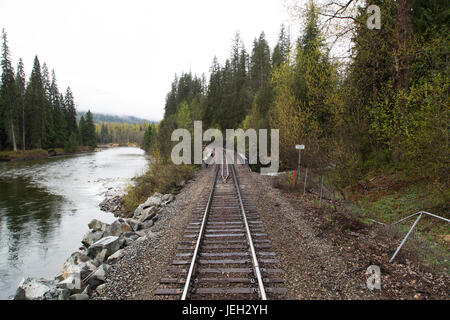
top-left (0, 0), bottom-right (298, 121)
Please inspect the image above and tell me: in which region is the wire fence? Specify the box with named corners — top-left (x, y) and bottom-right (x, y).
top-left (268, 165), bottom-right (450, 263)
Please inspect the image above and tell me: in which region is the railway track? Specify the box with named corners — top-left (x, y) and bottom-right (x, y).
top-left (155, 151), bottom-right (287, 300)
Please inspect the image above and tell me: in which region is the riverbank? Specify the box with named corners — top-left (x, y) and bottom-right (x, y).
top-left (99, 161), bottom-right (197, 218)
top-left (12, 190), bottom-right (177, 300)
top-left (0, 147), bottom-right (149, 299)
top-left (97, 143), bottom-right (139, 148)
top-left (0, 146), bottom-right (95, 162)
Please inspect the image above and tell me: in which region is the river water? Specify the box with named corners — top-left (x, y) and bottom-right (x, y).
top-left (0, 147), bottom-right (149, 299)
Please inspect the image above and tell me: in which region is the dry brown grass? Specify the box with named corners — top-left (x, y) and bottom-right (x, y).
top-left (122, 161), bottom-right (197, 215)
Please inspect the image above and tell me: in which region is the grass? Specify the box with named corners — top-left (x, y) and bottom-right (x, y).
top-left (0, 146), bottom-right (97, 162)
top-left (344, 170), bottom-right (450, 249)
top-left (0, 149), bottom-right (49, 161)
top-left (122, 161), bottom-right (198, 215)
top-left (272, 166), bottom-right (450, 269)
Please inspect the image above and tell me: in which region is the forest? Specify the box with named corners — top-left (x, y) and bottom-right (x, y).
top-left (0, 29), bottom-right (149, 153)
top-left (144, 0), bottom-right (448, 211)
top-left (0, 28), bottom-right (93, 153)
top-left (96, 122), bottom-right (148, 146)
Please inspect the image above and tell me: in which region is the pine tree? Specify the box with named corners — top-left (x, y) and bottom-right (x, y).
top-left (84, 110), bottom-right (96, 147)
top-left (250, 32), bottom-right (272, 93)
top-left (205, 56), bottom-right (222, 128)
top-left (25, 56), bottom-right (46, 149)
top-left (50, 70), bottom-right (67, 147)
top-left (141, 124), bottom-right (153, 151)
top-left (272, 24), bottom-right (291, 67)
top-left (293, 1), bottom-right (336, 135)
top-left (1, 29), bottom-right (18, 151)
top-left (64, 87), bottom-right (78, 137)
top-left (16, 58), bottom-right (26, 150)
top-left (40, 63), bottom-right (54, 148)
top-left (78, 115), bottom-right (86, 145)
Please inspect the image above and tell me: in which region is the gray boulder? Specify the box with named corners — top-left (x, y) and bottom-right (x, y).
top-left (87, 236), bottom-right (120, 260)
top-left (93, 248), bottom-right (108, 264)
top-left (57, 274), bottom-right (85, 295)
top-left (127, 218), bottom-right (144, 232)
top-left (135, 230), bottom-right (147, 238)
top-left (139, 206), bottom-right (157, 223)
top-left (142, 219), bottom-right (154, 229)
top-left (69, 293), bottom-right (89, 300)
top-left (133, 203), bottom-right (145, 218)
top-left (87, 264), bottom-right (110, 289)
top-left (57, 288), bottom-right (71, 300)
top-left (162, 194), bottom-right (174, 204)
top-left (109, 219), bottom-right (132, 236)
top-left (14, 277), bottom-right (63, 300)
top-left (62, 252), bottom-right (96, 280)
top-left (144, 192), bottom-right (163, 207)
top-left (106, 249), bottom-right (125, 264)
top-left (88, 219), bottom-right (109, 232)
top-left (122, 231), bottom-right (140, 239)
top-left (81, 230), bottom-right (104, 247)
top-left (120, 231), bottom-right (140, 247)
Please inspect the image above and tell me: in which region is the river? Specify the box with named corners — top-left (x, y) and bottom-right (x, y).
top-left (0, 147), bottom-right (149, 299)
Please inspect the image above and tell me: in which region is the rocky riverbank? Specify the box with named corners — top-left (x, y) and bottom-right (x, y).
top-left (12, 191), bottom-right (174, 300)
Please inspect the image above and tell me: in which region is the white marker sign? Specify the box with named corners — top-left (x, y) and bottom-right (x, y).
top-left (296, 145), bottom-right (305, 150)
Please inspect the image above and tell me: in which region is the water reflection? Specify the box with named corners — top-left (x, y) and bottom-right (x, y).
top-left (0, 147), bottom-right (148, 299)
top-left (0, 177), bottom-right (64, 263)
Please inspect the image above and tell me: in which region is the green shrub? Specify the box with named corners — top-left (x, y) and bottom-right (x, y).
top-left (122, 161), bottom-right (197, 214)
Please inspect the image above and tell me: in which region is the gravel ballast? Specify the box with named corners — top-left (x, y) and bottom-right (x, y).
top-left (94, 165), bottom-right (449, 300)
top-left (92, 167), bottom-right (215, 300)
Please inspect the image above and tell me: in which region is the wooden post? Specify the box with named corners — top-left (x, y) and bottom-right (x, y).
top-left (303, 168), bottom-right (308, 196)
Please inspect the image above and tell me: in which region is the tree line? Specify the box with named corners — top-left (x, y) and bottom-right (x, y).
top-left (96, 122), bottom-right (148, 146)
top-left (0, 29), bottom-right (151, 152)
top-left (0, 29), bottom-right (93, 152)
top-left (147, 0), bottom-right (448, 203)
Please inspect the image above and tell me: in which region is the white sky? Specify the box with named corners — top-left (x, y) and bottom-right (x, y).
top-left (0, 0), bottom-right (297, 121)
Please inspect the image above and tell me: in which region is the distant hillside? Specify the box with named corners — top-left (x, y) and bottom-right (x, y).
top-left (77, 111), bottom-right (155, 124)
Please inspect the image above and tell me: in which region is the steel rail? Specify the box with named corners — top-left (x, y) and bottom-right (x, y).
top-left (181, 166), bottom-right (219, 300)
top-left (221, 148), bottom-right (230, 182)
top-left (231, 164), bottom-right (267, 300)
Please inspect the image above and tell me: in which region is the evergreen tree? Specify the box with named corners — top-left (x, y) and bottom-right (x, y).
top-left (50, 70), bottom-right (67, 147)
top-left (15, 58), bottom-right (26, 150)
top-left (293, 1), bottom-right (336, 136)
top-left (99, 123), bottom-right (109, 144)
top-left (78, 115), bottom-right (86, 145)
top-left (205, 56), bottom-right (223, 128)
top-left (64, 87), bottom-right (78, 136)
top-left (25, 56), bottom-right (46, 149)
top-left (0, 29), bottom-right (18, 151)
top-left (141, 124), bottom-right (153, 151)
top-left (272, 24), bottom-right (291, 67)
top-left (41, 62), bottom-right (54, 148)
top-left (250, 32), bottom-right (272, 93)
top-left (84, 110), bottom-right (96, 147)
